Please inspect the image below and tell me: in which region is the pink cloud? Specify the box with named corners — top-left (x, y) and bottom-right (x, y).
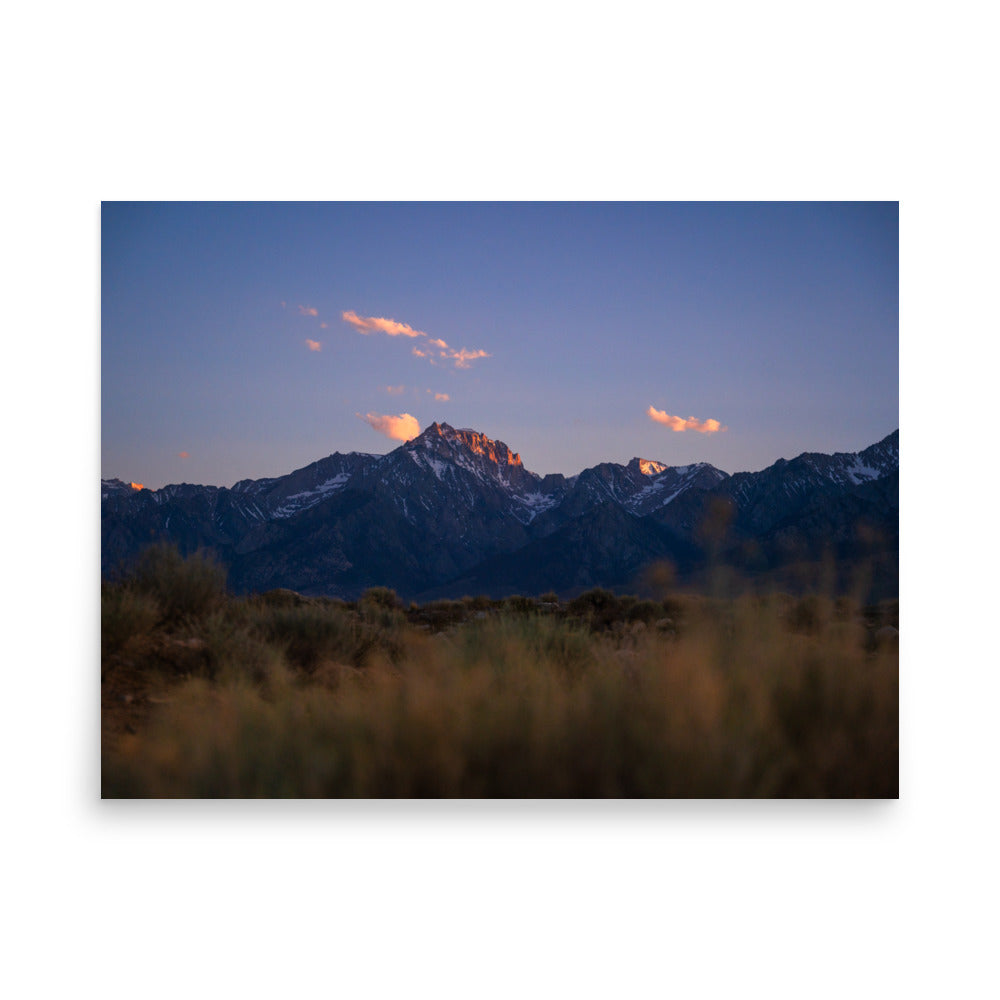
top-left (358, 411), bottom-right (421, 442)
top-left (443, 347), bottom-right (491, 369)
top-left (178, 451), bottom-right (190, 459)
top-left (647, 405), bottom-right (727, 433)
top-left (320, 322), bottom-right (328, 329)
top-left (342, 309), bottom-right (490, 370)
top-left (427, 390), bottom-right (450, 402)
top-left (342, 310), bottom-right (425, 338)
top-left (384, 384), bottom-right (406, 395)
top-left (298, 305), bottom-right (319, 317)
top-left (305, 339), bottom-right (322, 352)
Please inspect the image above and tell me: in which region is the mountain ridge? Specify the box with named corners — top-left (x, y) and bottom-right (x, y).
top-left (102, 423), bottom-right (899, 600)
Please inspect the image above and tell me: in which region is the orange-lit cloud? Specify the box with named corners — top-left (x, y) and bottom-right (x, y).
top-left (130, 481), bottom-right (144, 490)
top-left (427, 390), bottom-right (450, 402)
top-left (178, 451), bottom-right (190, 459)
top-left (320, 322), bottom-right (328, 329)
top-left (305, 339), bottom-right (322, 352)
top-left (358, 411), bottom-right (421, 442)
top-left (342, 310), bottom-right (425, 338)
top-left (343, 309), bottom-right (490, 369)
top-left (384, 384), bottom-right (406, 395)
top-left (647, 405), bottom-right (727, 433)
top-left (443, 347), bottom-right (491, 369)
top-left (298, 305), bottom-right (319, 317)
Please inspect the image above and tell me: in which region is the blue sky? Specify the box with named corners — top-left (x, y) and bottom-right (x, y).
top-left (102, 202), bottom-right (897, 489)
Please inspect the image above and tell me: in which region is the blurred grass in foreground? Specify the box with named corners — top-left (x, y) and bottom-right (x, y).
top-left (102, 553), bottom-right (898, 798)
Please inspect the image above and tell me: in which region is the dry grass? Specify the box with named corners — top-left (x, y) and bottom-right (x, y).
top-left (102, 564), bottom-right (898, 797)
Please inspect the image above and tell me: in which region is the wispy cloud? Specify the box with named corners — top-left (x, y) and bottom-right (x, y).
top-left (384, 384), bottom-right (406, 395)
top-left (427, 390), bottom-right (450, 402)
top-left (305, 339), bottom-right (322, 352)
top-left (342, 310), bottom-right (425, 338)
top-left (443, 347), bottom-right (491, 369)
top-left (344, 309), bottom-right (491, 369)
top-left (358, 411), bottom-right (421, 442)
top-left (320, 322), bottom-right (328, 329)
top-left (647, 405), bottom-right (726, 433)
top-left (298, 305), bottom-right (319, 317)
top-left (178, 451), bottom-right (190, 459)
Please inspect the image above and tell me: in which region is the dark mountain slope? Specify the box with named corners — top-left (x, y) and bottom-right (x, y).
top-left (417, 502), bottom-right (704, 600)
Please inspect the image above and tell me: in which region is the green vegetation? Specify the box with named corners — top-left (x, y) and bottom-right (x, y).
top-left (129, 542), bottom-right (228, 624)
top-left (101, 583), bottom-right (161, 659)
top-left (102, 551), bottom-right (898, 797)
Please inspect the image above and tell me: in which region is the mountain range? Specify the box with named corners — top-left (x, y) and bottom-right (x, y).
top-left (102, 422), bottom-right (899, 601)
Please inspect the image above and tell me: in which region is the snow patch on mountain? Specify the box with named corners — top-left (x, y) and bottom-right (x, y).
top-left (625, 463), bottom-right (729, 514)
top-left (424, 455), bottom-right (451, 481)
top-left (511, 491), bottom-right (561, 524)
top-left (271, 473), bottom-right (353, 518)
top-left (843, 458), bottom-right (883, 485)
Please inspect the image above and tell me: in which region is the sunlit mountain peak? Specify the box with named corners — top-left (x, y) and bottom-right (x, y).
top-left (633, 459), bottom-right (668, 476)
top-left (418, 421), bottom-right (523, 468)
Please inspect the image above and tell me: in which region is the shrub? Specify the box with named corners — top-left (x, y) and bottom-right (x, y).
top-left (257, 588), bottom-right (308, 608)
top-left (414, 600), bottom-right (467, 631)
top-left (567, 588), bottom-right (621, 629)
top-left (502, 594), bottom-right (538, 615)
top-left (130, 543), bottom-right (227, 624)
top-left (626, 599), bottom-right (662, 625)
top-left (661, 594), bottom-right (688, 618)
top-left (358, 599), bottom-right (406, 632)
top-left (522, 617), bottom-right (596, 678)
top-left (360, 586), bottom-right (399, 609)
top-left (101, 584), bottom-right (160, 658)
top-left (252, 603), bottom-right (362, 670)
top-left (461, 595), bottom-right (494, 611)
top-left (453, 614), bottom-right (597, 681)
top-left (178, 612), bottom-right (289, 688)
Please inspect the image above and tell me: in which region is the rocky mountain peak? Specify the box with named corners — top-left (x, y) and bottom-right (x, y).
top-left (627, 457), bottom-right (669, 477)
top-left (417, 422), bottom-right (523, 469)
